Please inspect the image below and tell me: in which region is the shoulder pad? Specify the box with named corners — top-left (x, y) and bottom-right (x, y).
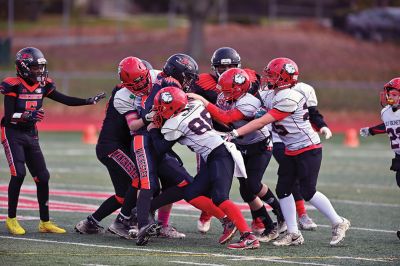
top-left (161, 77), bottom-right (181, 89)
top-left (196, 73), bottom-right (218, 91)
top-left (162, 117), bottom-right (184, 141)
top-left (3, 77), bottom-right (21, 86)
top-left (274, 89), bottom-right (303, 113)
top-left (243, 68), bottom-right (258, 83)
top-left (293, 82), bottom-right (317, 107)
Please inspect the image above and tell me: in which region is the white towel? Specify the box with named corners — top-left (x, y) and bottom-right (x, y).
top-left (223, 141), bottom-right (248, 179)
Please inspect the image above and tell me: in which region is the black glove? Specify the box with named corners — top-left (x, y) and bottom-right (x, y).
top-left (21, 109), bottom-right (45, 122)
top-left (87, 92), bottom-right (106, 105)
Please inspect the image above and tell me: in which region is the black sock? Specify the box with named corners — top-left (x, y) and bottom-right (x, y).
top-left (260, 189), bottom-right (284, 222)
top-left (137, 190), bottom-right (153, 229)
top-left (36, 181), bottom-right (49, 221)
top-left (150, 186), bottom-right (185, 212)
top-left (120, 187), bottom-right (138, 217)
top-left (92, 195), bottom-right (122, 222)
top-left (8, 176), bottom-right (24, 218)
top-left (253, 206), bottom-right (274, 229)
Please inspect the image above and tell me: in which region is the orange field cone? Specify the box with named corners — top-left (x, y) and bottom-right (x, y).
top-left (82, 124), bottom-right (98, 144)
top-left (344, 128), bottom-right (359, 148)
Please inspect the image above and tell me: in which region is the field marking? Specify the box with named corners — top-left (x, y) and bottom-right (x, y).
top-left (0, 236), bottom-right (397, 265)
top-left (169, 261), bottom-right (227, 266)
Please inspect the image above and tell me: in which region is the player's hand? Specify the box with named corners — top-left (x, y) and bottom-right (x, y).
top-left (22, 109), bottom-right (45, 122)
top-left (87, 92), bottom-right (106, 105)
top-left (145, 110), bottom-right (156, 122)
top-left (320, 126), bottom-right (332, 139)
top-left (254, 107), bottom-right (267, 119)
top-left (223, 129), bottom-right (239, 142)
top-left (359, 127), bottom-right (371, 137)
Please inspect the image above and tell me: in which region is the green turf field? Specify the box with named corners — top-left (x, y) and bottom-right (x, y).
top-left (0, 132), bottom-right (399, 266)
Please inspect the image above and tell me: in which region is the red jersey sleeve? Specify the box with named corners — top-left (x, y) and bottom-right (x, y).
top-left (206, 103), bottom-right (245, 125)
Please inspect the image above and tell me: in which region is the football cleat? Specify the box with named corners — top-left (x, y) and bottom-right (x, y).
top-left (75, 216), bottom-right (104, 234)
top-left (273, 231), bottom-right (304, 246)
top-left (330, 217), bottom-right (351, 246)
top-left (258, 226), bottom-right (279, 243)
top-left (136, 223), bottom-right (161, 246)
top-left (227, 232), bottom-right (260, 250)
top-left (39, 220), bottom-right (66, 234)
top-left (197, 211), bottom-right (212, 233)
top-left (6, 217), bottom-right (25, 235)
top-left (108, 216), bottom-right (132, 239)
top-left (219, 216), bottom-right (238, 244)
top-left (274, 221), bottom-right (287, 234)
top-left (159, 225), bottom-right (186, 239)
top-left (128, 225), bottom-right (138, 238)
top-left (298, 214), bottom-right (317, 231)
top-left (251, 217), bottom-right (265, 235)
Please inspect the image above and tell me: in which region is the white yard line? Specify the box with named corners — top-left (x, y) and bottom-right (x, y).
top-left (169, 261), bottom-right (227, 266)
top-left (0, 236), bottom-right (393, 265)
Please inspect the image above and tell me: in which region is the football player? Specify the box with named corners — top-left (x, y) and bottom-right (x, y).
top-left (1, 47), bottom-right (105, 235)
top-left (188, 68), bottom-right (285, 243)
top-left (360, 78), bottom-right (400, 240)
top-left (75, 57), bottom-right (144, 235)
top-left (191, 47), bottom-right (266, 234)
top-left (148, 86), bottom-right (260, 250)
top-left (225, 57), bottom-right (350, 246)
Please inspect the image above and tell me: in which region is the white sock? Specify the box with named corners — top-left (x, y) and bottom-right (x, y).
top-left (308, 191), bottom-right (342, 225)
top-left (279, 194), bottom-right (298, 233)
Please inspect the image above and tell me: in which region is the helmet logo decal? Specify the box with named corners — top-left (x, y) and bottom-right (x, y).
top-left (220, 58), bottom-right (232, 65)
top-left (21, 53), bottom-right (33, 61)
top-left (233, 73), bottom-right (246, 85)
top-left (161, 92), bottom-right (173, 103)
top-left (177, 56), bottom-right (192, 70)
top-left (284, 64), bottom-right (296, 74)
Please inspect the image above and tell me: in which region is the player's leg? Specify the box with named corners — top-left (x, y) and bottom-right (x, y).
top-left (208, 145), bottom-right (259, 250)
top-left (273, 154), bottom-right (304, 246)
top-left (298, 148), bottom-right (350, 246)
top-left (195, 155), bottom-right (212, 233)
top-left (25, 133), bottom-right (65, 234)
top-left (2, 127), bottom-right (27, 235)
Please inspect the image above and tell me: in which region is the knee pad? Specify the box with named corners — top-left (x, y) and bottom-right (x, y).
top-left (275, 184), bottom-right (291, 199)
top-left (34, 169), bottom-right (50, 183)
top-left (239, 181), bottom-right (256, 203)
top-left (300, 186), bottom-right (316, 202)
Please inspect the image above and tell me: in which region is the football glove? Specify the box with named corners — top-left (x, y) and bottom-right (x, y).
top-left (359, 127), bottom-right (371, 137)
top-left (21, 109), bottom-right (45, 122)
top-left (87, 92), bottom-right (106, 105)
top-left (319, 126), bottom-right (332, 139)
top-left (223, 129), bottom-right (239, 142)
top-left (145, 110), bottom-right (157, 122)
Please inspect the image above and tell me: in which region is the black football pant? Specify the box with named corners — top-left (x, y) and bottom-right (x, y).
top-left (1, 126), bottom-right (50, 221)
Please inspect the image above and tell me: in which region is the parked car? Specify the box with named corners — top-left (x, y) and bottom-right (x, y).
top-left (346, 7), bottom-right (400, 42)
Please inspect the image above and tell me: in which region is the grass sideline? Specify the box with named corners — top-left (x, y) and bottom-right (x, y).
top-left (0, 132), bottom-right (399, 266)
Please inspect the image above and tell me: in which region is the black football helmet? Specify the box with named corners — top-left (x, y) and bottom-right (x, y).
top-left (15, 47), bottom-right (48, 85)
top-left (163, 53), bottom-right (199, 92)
top-left (211, 47), bottom-right (241, 77)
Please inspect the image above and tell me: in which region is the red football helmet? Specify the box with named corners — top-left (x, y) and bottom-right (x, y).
top-left (262, 57), bottom-right (299, 90)
top-left (118, 57), bottom-right (151, 96)
top-left (217, 68), bottom-right (250, 101)
top-left (153, 86), bottom-right (188, 128)
top-left (381, 77), bottom-right (400, 106)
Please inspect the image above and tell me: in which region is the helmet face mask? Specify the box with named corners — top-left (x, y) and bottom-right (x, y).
top-left (15, 47), bottom-right (48, 85)
top-left (262, 57), bottom-right (299, 90)
top-left (163, 54), bottom-right (199, 92)
top-left (217, 68), bottom-right (250, 101)
top-left (153, 86), bottom-right (188, 127)
top-left (118, 56), bottom-right (151, 96)
top-left (211, 47), bottom-right (241, 77)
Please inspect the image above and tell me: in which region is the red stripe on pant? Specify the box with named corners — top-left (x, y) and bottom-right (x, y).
top-left (1, 126), bottom-right (17, 176)
top-left (133, 135), bottom-right (150, 190)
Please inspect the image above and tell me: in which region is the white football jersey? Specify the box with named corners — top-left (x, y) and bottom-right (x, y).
top-left (381, 105), bottom-right (400, 155)
top-left (264, 82), bottom-right (319, 144)
top-left (259, 87), bottom-right (320, 151)
top-left (161, 100), bottom-right (224, 161)
top-left (216, 93), bottom-right (270, 145)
